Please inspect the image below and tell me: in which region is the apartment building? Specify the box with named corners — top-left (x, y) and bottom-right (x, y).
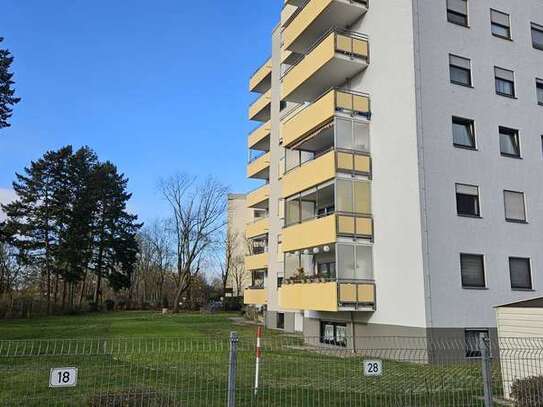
top-left (226, 194), bottom-right (252, 296)
top-left (244, 0), bottom-right (543, 348)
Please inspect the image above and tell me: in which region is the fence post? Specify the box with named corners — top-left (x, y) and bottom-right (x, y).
top-left (227, 331), bottom-right (239, 407)
top-left (480, 333), bottom-right (494, 407)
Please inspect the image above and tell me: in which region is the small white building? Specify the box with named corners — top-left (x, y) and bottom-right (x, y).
top-left (495, 297), bottom-right (543, 399)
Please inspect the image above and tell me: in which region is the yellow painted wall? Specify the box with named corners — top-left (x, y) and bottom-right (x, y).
top-left (281, 90), bottom-right (335, 147)
top-left (282, 214), bottom-right (336, 252)
top-left (279, 282), bottom-right (338, 311)
top-left (247, 152), bottom-right (270, 178)
top-left (249, 59), bottom-right (272, 92)
top-left (244, 288), bottom-right (267, 305)
top-left (246, 217), bottom-right (269, 239)
top-left (283, 0), bottom-right (332, 50)
top-left (246, 185), bottom-right (270, 208)
top-left (245, 253), bottom-right (269, 271)
top-left (248, 89), bottom-right (271, 120)
top-left (248, 121), bottom-right (271, 149)
top-left (281, 150), bottom-right (335, 198)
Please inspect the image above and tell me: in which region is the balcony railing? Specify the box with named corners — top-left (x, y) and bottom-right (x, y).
top-left (283, 0), bottom-right (369, 53)
top-left (281, 30), bottom-right (369, 103)
top-left (246, 217), bottom-right (270, 239)
top-left (245, 252), bottom-right (269, 271)
top-left (247, 151), bottom-right (271, 179)
top-left (248, 120), bottom-right (271, 151)
top-left (244, 287), bottom-right (267, 305)
top-left (278, 279), bottom-right (375, 311)
top-left (249, 89), bottom-right (272, 122)
top-left (281, 89), bottom-right (370, 148)
top-left (246, 184), bottom-right (270, 209)
top-left (249, 58), bottom-right (272, 93)
top-left (282, 213), bottom-right (372, 253)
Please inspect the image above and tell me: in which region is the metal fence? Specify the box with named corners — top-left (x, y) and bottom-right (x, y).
top-left (0, 333), bottom-right (542, 406)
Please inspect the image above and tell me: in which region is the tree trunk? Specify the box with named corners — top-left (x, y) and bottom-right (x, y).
top-left (93, 246), bottom-right (104, 305)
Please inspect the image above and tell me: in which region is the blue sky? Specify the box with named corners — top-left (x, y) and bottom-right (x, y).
top-left (0, 0), bottom-right (280, 222)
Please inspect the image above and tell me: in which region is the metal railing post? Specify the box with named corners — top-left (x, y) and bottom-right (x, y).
top-left (227, 331), bottom-right (239, 407)
top-left (480, 333), bottom-right (494, 407)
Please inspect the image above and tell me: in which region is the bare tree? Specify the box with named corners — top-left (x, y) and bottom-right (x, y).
top-left (159, 174), bottom-right (227, 312)
top-left (216, 229), bottom-right (246, 304)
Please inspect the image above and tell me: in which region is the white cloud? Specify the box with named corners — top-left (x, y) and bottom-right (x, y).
top-left (0, 188), bottom-right (17, 222)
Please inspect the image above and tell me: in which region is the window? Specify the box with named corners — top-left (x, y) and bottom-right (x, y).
top-left (276, 312), bottom-right (285, 329)
top-left (452, 117), bottom-right (476, 148)
top-left (495, 67), bottom-right (515, 97)
top-left (532, 23), bottom-right (543, 51)
top-left (499, 127), bottom-right (520, 158)
top-left (465, 329), bottom-right (489, 358)
top-left (277, 276), bottom-right (283, 288)
top-left (460, 254), bottom-right (486, 288)
top-left (537, 79), bottom-right (543, 105)
top-left (320, 321), bottom-right (347, 347)
top-left (337, 244), bottom-right (373, 281)
top-left (456, 184), bottom-right (480, 217)
top-left (504, 190), bottom-right (526, 222)
top-left (447, 0), bottom-right (468, 26)
top-left (509, 257), bottom-right (532, 290)
top-left (449, 55), bottom-right (472, 87)
top-left (490, 10), bottom-right (511, 39)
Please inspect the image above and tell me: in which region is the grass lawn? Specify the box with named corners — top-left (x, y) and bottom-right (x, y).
top-left (0, 311), bottom-right (493, 406)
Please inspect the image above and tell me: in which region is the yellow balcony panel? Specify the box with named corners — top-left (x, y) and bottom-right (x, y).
top-left (281, 4), bottom-right (298, 28)
top-left (244, 288), bottom-right (267, 305)
top-left (249, 89), bottom-right (272, 122)
top-left (278, 281), bottom-right (375, 311)
top-left (248, 121), bottom-right (271, 151)
top-left (279, 282), bottom-right (338, 311)
top-left (283, 214), bottom-right (373, 253)
top-left (247, 184), bottom-right (270, 209)
top-left (246, 217), bottom-right (269, 239)
top-left (283, 0), bottom-right (368, 53)
top-left (282, 214), bottom-right (336, 253)
top-left (282, 150), bottom-right (335, 198)
top-left (249, 59), bottom-right (272, 93)
top-left (245, 253), bottom-right (269, 271)
top-left (282, 89), bottom-right (370, 148)
top-left (247, 152), bottom-right (270, 180)
top-left (281, 31), bottom-right (369, 103)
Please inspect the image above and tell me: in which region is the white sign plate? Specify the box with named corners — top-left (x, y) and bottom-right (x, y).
top-left (49, 367), bottom-right (78, 388)
top-left (363, 359), bottom-right (383, 377)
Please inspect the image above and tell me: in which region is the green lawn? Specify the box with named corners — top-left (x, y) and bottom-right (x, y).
top-left (0, 311), bottom-right (494, 406)
top-left (0, 311), bottom-right (259, 340)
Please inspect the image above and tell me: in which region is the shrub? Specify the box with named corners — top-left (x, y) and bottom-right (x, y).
top-left (511, 376), bottom-right (543, 407)
top-left (104, 299), bottom-right (115, 311)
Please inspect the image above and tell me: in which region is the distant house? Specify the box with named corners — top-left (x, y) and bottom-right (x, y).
top-left (495, 297), bottom-right (543, 399)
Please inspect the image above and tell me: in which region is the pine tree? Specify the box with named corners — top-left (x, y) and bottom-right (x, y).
top-left (0, 37), bottom-right (21, 130)
top-left (90, 162), bottom-right (142, 304)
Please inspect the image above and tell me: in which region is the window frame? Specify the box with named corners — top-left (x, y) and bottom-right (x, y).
top-left (449, 54), bottom-right (473, 87)
top-left (494, 66), bottom-right (516, 98)
top-left (447, 0), bottom-right (469, 27)
top-left (460, 253), bottom-right (486, 289)
top-left (490, 9), bottom-right (512, 40)
top-left (276, 312), bottom-right (285, 330)
top-left (531, 22), bottom-right (543, 51)
top-left (465, 329), bottom-right (489, 358)
top-left (319, 321), bottom-right (348, 347)
top-left (536, 78), bottom-right (543, 106)
top-left (499, 126), bottom-right (521, 158)
top-left (503, 190), bottom-right (527, 223)
top-left (508, 257), bottom-right (533, 291)
top-left (452, 116), bottom-right (476, 149)
top-left (455, 183), bottom-right (481, 218)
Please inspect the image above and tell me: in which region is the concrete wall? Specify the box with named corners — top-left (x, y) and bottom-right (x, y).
top-left (227, 194), bottom-right (251, 295)
top-left (266, 310), bottom-right (296, 333)
top-left (413, 0), bottom-right (543, 329)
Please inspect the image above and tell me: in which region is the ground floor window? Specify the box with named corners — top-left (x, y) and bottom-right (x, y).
top-left (464, 329), bottom-right (489, 358)
top-left (320, 321), bottom-right (347, 347)
top-left (276, 313), bottom-right (285, 329)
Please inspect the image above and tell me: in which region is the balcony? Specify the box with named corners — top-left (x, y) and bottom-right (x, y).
top-left (247, 184), bottom-right (270, 209)
top-left (249, 89), bottom-right (272, 122)
top-left (246, 217), bottom-right (270, 239)
top-left (282, 30), bottom-right (369, 103)
top-left (281, 4), bottom-right (299, 28)
top-left (245, 252), bottom-right (269, 271)
top-left (278, 280), bottom-right (375, 311)
top-left (247, 151), bottom-right (270, 179)
top-left (244, 288), bottom-right (267, 305)
top-left (283, 0), bottom-right (368, 53)
top-left (282, 150), bottom-right (371, 198)
top-left (249, 58), bottom-right (272, 93)
top-left (281, 89), bottom-right (370, 148)
top-left (248, 121), bottom-right (271, 151)
top-left (282, 213), bottom-right (372, 253)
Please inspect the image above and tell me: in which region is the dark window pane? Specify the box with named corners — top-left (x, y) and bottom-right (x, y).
top-left (492, 24), bottom-right (510, 38)
top-left (453, 117), bottom-right (475, 147)
top-left (276, 313), bottom-right (285, 329)
top-left (457, 194), bottom-right (480, 216)
top-left (499, 128), bottom-right (520, 157)
top-left (448, 11), bottom-right (468, 26)
top-left (537, 80), bottom-right (543, 105)
top-left (460, 254), bottom-right (485, 288)
top-left (509, 258), bottom-right (532, 290)
top-left (532, 24), bottom-right (543, 50)
top-left (450, 67), bottom-right (471, 86)
top-left (465, 330), bottom-right (488, 358)
top-left (496, 79), bottom-right (515, 96)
